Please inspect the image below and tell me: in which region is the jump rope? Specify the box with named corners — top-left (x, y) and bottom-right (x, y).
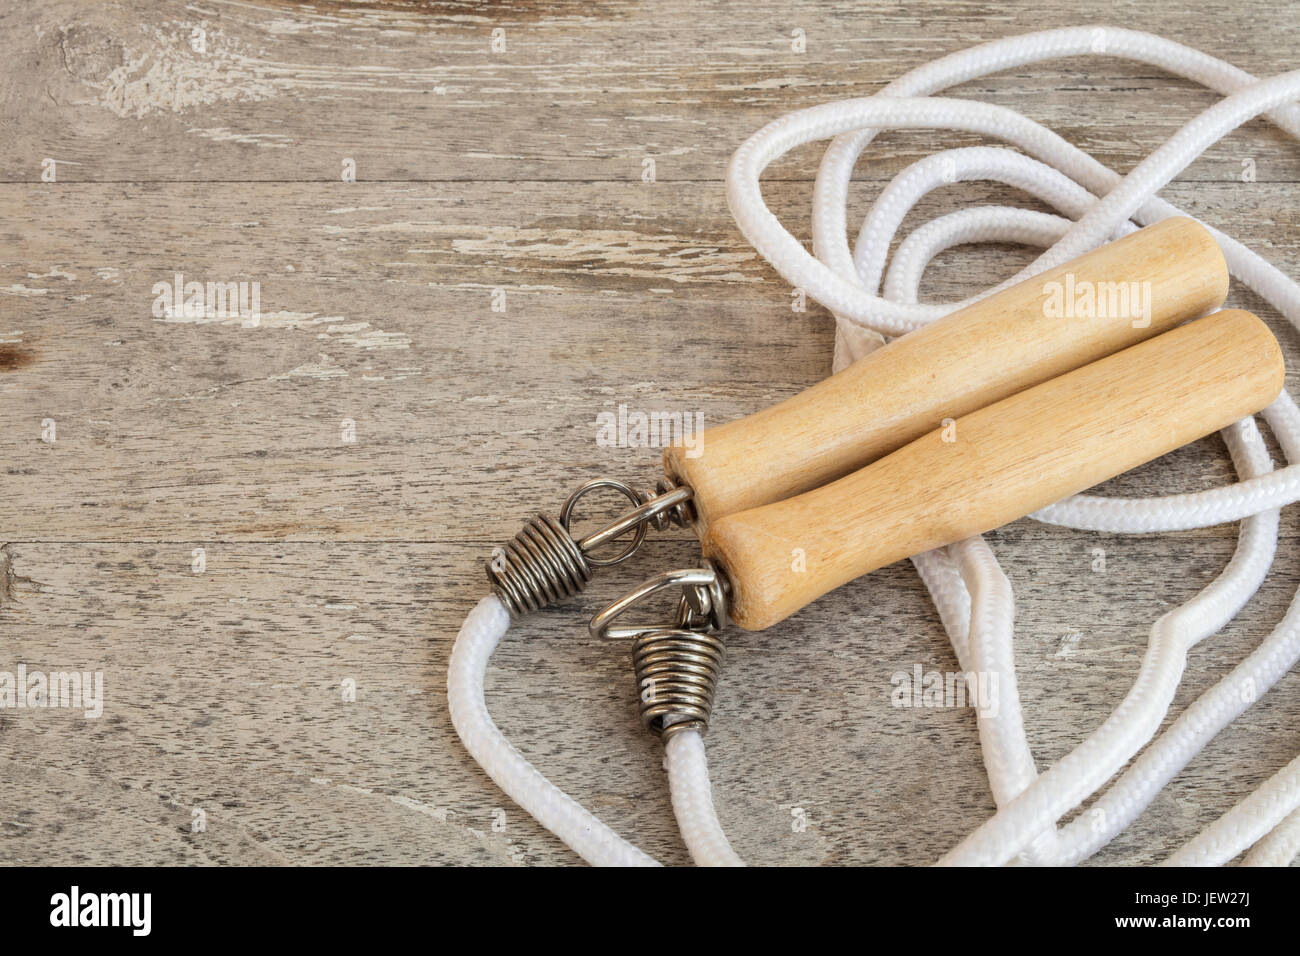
top-left (448, 26), bottom-right (1300, 866)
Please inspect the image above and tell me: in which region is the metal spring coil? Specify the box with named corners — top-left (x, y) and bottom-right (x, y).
top-left (645, 476), bottom-right (695, 531)
top-left (487, 513), bottom-right (591, 617)
top-left (632, 627), bottom-right (725, 740)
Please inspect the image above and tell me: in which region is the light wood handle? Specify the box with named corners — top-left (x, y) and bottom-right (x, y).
top-left (705, 309), bottom-right (1284, 631)
top-left (667, 216), bottom-right (1229, 532)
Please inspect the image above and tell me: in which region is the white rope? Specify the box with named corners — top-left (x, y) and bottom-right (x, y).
top-left (664, 730), bottom-right (746, 866)
top-left (730, 23), bottom-right (1300, 869)
top-left (450, 26), bottom-right (1300, 866)
top-left (1162, 752), bottom-right (1300, 866)
top-left (447, 596), bottom-right (659, 866)
top-left (1242, 806), bottom-right (1300, 867)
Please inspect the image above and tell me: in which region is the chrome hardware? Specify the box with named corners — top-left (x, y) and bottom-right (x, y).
top-left (486, 476), bottom-right (694, 618)
top-left (590, 560), bottom-right (730, 742)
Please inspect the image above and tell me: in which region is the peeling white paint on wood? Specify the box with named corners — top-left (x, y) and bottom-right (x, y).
top-left (156, 309), bottom-right (411, 350)
top-left (271, 354), bottom-right (348, 380)
top-left (446, 227), bottom-right (759, 283)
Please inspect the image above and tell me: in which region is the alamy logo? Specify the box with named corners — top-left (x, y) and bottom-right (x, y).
top-left (0, 664), bottom-right (103, 718)
top-left (890, 664), bottom-right (999, 717)
top-left (595, 403), bottom-right (704, 458)
top-left (1042, 273), bottom-right (1152, 328)
top-left (152, 272), bottom-right (261, 326)
top-left (50, 886), bottom-right (151, 936)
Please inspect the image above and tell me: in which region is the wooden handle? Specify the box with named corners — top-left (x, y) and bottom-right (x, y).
top-left (704, 309), bottom-right (1284, 631)
top-left (666, 216), bottom-right (1228, 531)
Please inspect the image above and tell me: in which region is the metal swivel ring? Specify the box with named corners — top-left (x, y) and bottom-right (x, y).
top-left (485, 477), bottom-right (694, 617)
top-left (590, 561), bottom-right (730, 741)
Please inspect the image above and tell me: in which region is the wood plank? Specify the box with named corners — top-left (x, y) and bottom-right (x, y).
top-left (4, 1), bottom-right (1299, 183)
top-left (1, 180), bottom-right (1297, 541)
top-left (1, 536), bottom-right (1295, 865)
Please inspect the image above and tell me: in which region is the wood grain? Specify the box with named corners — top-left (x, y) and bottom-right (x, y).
top-left (667, 217), bottom-right (1228, 530)
top-left (709, 309), bottom-right (1284, 630)
top-left (5, 1), bottom-right (1300, 184)
top-left (0, 0), bottom-right (1298, 866)
top-left (0, 181), bottom-right (1296, 542)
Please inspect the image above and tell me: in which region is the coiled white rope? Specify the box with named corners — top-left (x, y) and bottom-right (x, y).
top-left (450, 26), bottom-right (1300, 866)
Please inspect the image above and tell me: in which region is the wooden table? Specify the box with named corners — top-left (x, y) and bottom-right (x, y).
top-left (1, 0), bottom-right (1297, 866)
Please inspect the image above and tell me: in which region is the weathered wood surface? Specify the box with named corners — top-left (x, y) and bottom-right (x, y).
top-left (5, 1), bottom-right (1300, 184)
top-left (0, 0), bottom-right (1298, 865)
